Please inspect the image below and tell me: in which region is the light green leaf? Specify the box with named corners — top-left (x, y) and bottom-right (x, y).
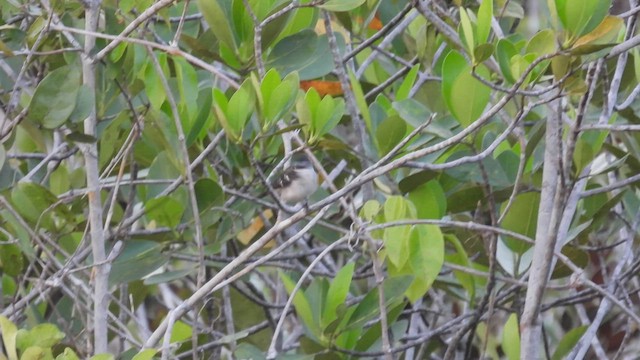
top-left (11, 182), bottom-right (59, 225)
top-left (265, 72), bottom-right (299, 126)
top-left (322, 263), bottom-right (354, 329)
top-left (29, 65), bottom-right (81, 129)
top-left (384, 196), bottom-right (410, 222)
top-left (145, 196), bottom-right (185, 228)
top-left (555, 0), bottom-right (611, 40)
top-left (349, 70), bottom-right (372, 134)
top-left (526, 29), bottom-right (557, 57)
top-left (56, 348), bottom-right (81, 360)
top-left (15, 323), bottom-right (64, 350)
top-left (227, 79), bottom-right (255, 137)
top-left (458, 7), bottom-right (476, 54)
top-left (131, 349), bottom-right (157, 360)
top-left (476, 0), bottom-right (493, 44)
top-left (0, 316), bottom-right (18, 360)
top-left (170, 321), bottom-right (192, 343)
top-left (405, 224), bottom-right (444, 302)
top-left (280, 271), bottom-right (319, 335)
top-left (360, 200), bottom-right (381, 221)
top-left (496, 38), bottom-right (518, 83)
top-left (442, 51), bottom-right (491, 127)
top-left (317, 96), bottom-right (345, 138)
top-left (396, 64), bottom-right (420, 101)
top-left (319, 0), bottom-right (366, 12)
top-left (502, 313), bottom-right (520, 360)
top-left (384, 225), bottom-right (411, 268)
top-left (552, 326), bottom-right (587, 360)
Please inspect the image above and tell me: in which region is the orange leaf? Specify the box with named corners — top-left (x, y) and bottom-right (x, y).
top-left (300, 80), bottom-right (344, 96)
top-left (368, 15), bottom-right (383, 31)
top-left (573, 16), bottom-right (623, 48)
top-left (237, 209), bottom-right (274, 245)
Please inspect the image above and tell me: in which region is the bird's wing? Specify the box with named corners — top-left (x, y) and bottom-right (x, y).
top-left (271, 167), bottom-right (298, 190)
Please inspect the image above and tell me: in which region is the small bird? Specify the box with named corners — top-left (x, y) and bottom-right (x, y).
top-left (271, 156), bottom-right (319, 205)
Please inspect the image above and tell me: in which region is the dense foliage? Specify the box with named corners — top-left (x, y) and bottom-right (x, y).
top-left (1, 0), bottom-right (640, 359)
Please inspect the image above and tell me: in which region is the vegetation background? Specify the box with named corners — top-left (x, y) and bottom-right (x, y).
top-left (1, 0), bottom-right (640, 359)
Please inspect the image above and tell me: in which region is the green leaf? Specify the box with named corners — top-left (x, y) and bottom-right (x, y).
top-left (322, 263), bottom-right (354, 329)
top-left (384, 225), bottom-right (411, 269)
top-left (194, 178), bottom-right (224, 211)
top-left (227, 79), bottom-right (256, 138)
top-left (408, 180), bottom-right (446, 219)
top-left (197, 0), bottom-right (236, 51)
top-left (500, 192), bottom-right (539, 253)
top-left (376, 115), bottom-right (407, 156)
top-left (281, 271), bottom-right (319, 335)
top-left (502, 313), bottom-right (520, 360)
top-left (318, 0), bottom-right (366, 12)
top-left (265, 72), bottom-right (299, 127)
top-left (268, 30), bottom-right (344, 80)
top-left (383, 195), bottom-right (411, 221)
top-left (313, 96), bottom-right (345, 140)
top-left (11, 182), bottom-right (59, 225)
top-left (405, 224), bottom-right (444, 302)
top-left (395, 64), bottom-right (420, 101)
top-left (344, 276), bottom-right (412, 331)
top-left (0, 244), bottom-right (23, 277)
top-left (143, 268), bottom-right (194, 285)
top-left (473, 43), bottom-right (494, 65)
top-left (392, 98), bottom-right (432, 129)
top-left (349, 70), bottom-right (372, 134)
top-left (0, 316), bottom-right (18, 360)
top-left (29, 65), bottom-right (81, 129)
top-left (56, 348), bottom-right (81, 360)
top-left (109, 240), bottom-right (168, 285)
top-left (68, 84), bottom-right (95, 123)
top-left (145, 196), bottom-right (184, 228)
top-left (476, 0), bottom-right (493, 44)
top-left (445, 235), bottom-right (476, 300)
top-left (526, 29), bottom-right (557, 57)
top-left (555, 0), bottom-right (611, 40)
top-left (360, 200), bottom-right (381, 221)
top-left (552, 326), bottom-right (587, 360)
top-left (131, 349), bottom-right (157, 360)
top-left (143, 53), bottom-right (168, 110)
top-left (458, 7), bottom-right (475, 54)
top-left (442, 51), bottom-right (491, 127)
top-left (170, 321), bottom-right (192, 343)
top-left (15, 323), bottom-right (64, 350)
top-left (496, 38), bottom-right (518, 83)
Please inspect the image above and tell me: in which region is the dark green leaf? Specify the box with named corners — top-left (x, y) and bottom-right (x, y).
top-left (145, 196), bottom-right (185, 228)
top-left (376, 115), bottom-right (407, 156)
top-left (29, 65), bottom-right (81, 129)
top-left (109, 240), bottom-right (168, 285)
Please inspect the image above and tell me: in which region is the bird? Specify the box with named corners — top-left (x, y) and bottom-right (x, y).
top-left (270, 156), bottom-right (319, 205)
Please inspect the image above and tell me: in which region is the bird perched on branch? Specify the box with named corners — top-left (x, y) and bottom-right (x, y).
top-left (270, 156), bottom-right (318, 205)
